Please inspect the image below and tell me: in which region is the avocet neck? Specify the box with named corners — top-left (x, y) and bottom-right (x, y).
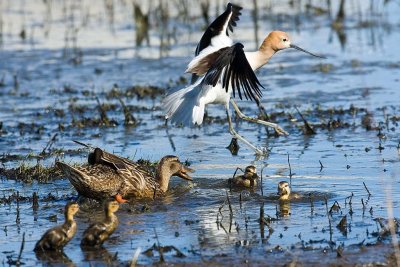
top-left (245, 50), bottom-right (275, 71)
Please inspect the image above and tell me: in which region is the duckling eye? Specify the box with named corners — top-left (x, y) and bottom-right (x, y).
top-left (283, 38), bottom-right (287, 42)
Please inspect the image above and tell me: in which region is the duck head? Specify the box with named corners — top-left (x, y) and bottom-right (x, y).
top-left (157, 155), bottom-right (194, 192)
top-left (278, 181), bottom-right (291, 200)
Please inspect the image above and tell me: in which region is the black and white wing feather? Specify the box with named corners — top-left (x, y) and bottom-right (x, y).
top-left (203, 43), bottom-right (263, 101)
top-left (195, 3), bottom-right (242, 56)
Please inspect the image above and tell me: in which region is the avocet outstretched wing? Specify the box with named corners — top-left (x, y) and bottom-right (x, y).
top-left (195, 3), bottom-right (242, 55)
top-left (202, 43), bottom-right (263, 101)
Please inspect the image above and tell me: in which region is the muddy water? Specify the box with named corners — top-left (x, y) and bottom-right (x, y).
top-left (1, 1), bottom-right (400, 265)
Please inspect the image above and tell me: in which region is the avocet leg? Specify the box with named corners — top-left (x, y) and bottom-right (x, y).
top-left (226, 109), bottom-right (265, 156)
top-left (230, 99), bottom-right (289, 136)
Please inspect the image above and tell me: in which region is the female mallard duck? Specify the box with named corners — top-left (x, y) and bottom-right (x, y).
top-left (277, 181), bottom-right (302, 200)
top-left (81, 200), bottom-right (119, 248)
top-left (56, 147), bottom-right (194, 203)
top-left (229, 165), bottom-right (258, 188)
top-left (34, 202), bottom-right (79, 252)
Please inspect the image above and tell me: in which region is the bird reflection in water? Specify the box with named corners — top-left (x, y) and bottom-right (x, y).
top-left (81, 246), bottom-right (118, 265)
top-left (278, 201), bottom-right (291, 217)
top-left (35, 250), bottom-right (76, 267)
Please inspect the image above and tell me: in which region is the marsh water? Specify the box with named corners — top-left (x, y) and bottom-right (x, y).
top-left (1, 0), bottom-right (400, 265)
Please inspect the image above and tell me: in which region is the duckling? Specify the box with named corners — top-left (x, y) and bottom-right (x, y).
top-left (278, 181), bottom-right (291, 200)
top-left (34, 202), bottom-right (79, 252)
top-left (56, 146), bottom-right (194, 202)
top-left (229, 165), bottom-right (258, 188)
top-left (277, 181), bottom-right (302, 200)
top-left (80, 200), bottom-right (119, 248)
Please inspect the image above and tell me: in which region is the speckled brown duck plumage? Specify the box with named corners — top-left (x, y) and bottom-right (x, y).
top-left (34, 202), bottom-right (79, 252)
top-left (56, 145), bottom-right (194, 202)
top-left (80, 200), bottom-right (119, 248)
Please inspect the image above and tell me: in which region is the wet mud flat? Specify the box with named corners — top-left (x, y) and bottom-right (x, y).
top-left (1, 0), bottom-right (400, 266)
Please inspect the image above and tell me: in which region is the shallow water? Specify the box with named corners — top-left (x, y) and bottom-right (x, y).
top-left (0, 0), bottom-right (400, 265)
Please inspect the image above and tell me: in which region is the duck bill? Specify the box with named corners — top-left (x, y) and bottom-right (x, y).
top-left (176, 166), bottom-right (194, 181)
top-left (290, 44), bottom-right (326, 59)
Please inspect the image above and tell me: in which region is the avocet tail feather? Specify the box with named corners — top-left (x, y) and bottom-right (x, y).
top-left (162, 80), bottom-right (205, 126)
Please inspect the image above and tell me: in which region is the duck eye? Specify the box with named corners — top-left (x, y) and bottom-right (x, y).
top-left (283, 38), bottom-right (287, 42)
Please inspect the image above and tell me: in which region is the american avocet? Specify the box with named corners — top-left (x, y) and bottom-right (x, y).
top-left (163, 3), bottom-right (324, 155)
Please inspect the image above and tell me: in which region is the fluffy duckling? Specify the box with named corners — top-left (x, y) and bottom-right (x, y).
top-left (34, 202), bottom-right (79, 252)
top-left (229, 165), bottom-right (258, 188)
top-left (80, 200), bottom-right (119, 248)
top-left (57, 146), bottom-right (194, 203)
top-left (278, 181), bottom-right (302, 200)
top-left (278, 181), bottom-right (291, 200)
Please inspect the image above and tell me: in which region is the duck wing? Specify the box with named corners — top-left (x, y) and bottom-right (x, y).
top-left (73, 140), bottom-right (140, 171)
top-left (56, 162), bottom-right (122, 200)
top-left (81, 222), bottom-right (109, 247)
top-left (35, 225), bottom-right (68, 251)
top-left (89, 147), bottom-right (155, 177)
top-left (118, 167), bottom-right (155, 197)
top-left (81, 219), bottom-right (118, 247)
top-left (88, 147), bottom-right (140, 170)
top-left (202, 43), bottom-right (263, 101)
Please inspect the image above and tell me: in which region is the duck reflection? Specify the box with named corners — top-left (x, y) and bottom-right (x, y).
top-left (35, 250), bottom-right (75, 267)
top-left (81, 246), bottom-right (117, 264)
top-left (278, 201), bottom-right (291, 217)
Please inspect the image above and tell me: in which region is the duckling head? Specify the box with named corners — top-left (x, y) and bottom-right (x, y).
top-left (278, 181), bottom-right (291, 200)
top-left (105, 200), bottom-right (119, 214)
top-left (67, 202), bottom-right (80, 214)
top-left (157, 156), bottom-right (194, 192)
top-left (244, 165), bottom-right (258, 179)
top-left (65, 202), bottom-right (79, 220)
